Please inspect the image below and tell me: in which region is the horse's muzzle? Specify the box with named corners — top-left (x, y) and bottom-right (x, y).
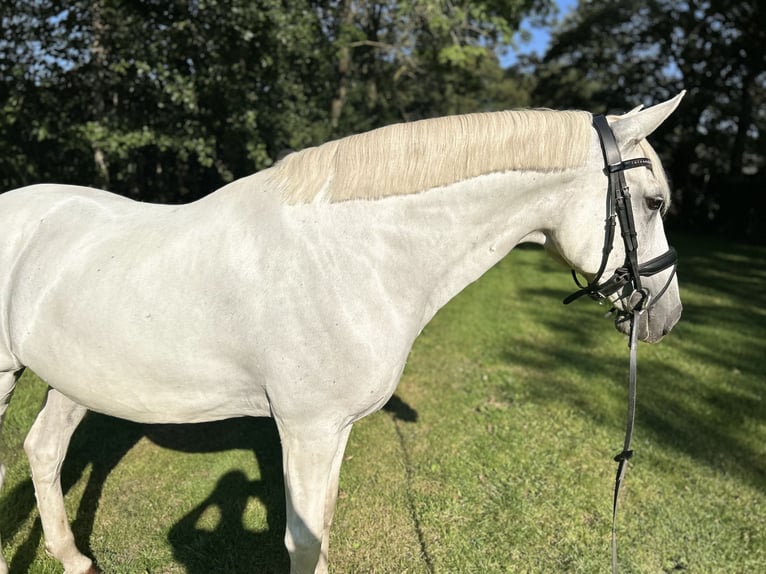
top-left (614, 301), bottom-right (682, 343)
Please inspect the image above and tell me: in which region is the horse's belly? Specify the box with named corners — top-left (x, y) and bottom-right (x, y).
top-left (12, 267), bottom-right (273, 423)
top-left (23, 344), bottom-right (272, 424)
top-left (14, 286), bottom-right (271, 423)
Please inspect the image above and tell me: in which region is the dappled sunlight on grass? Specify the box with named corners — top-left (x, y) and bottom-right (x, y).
top-left (382, 233), bottom-right (764, 572)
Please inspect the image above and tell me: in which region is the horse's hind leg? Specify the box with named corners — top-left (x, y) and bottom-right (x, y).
top-left (24, 388), bottom-right (96, 574)
top-left (0, 368), bottom-right (23, 574)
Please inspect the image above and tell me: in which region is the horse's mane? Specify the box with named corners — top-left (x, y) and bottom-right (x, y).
top-left (271, 109), bottom-right (593, 204)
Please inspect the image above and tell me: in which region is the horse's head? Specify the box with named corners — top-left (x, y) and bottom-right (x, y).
top-left (548, 93), bottom-right (685, 343)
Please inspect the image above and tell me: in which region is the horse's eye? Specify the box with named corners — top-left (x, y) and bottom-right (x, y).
top-left (646, 197), bottom-right (664, 211)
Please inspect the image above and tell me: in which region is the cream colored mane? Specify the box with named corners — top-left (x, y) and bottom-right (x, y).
top-left (272, 109), bottom-right (593, 204)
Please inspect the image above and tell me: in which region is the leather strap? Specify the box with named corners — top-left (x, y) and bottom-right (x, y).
top-left (564, 247), bottom-right (678, 305)
top-left (564, 115), bottom-right (658, 305)
top-left (611, 309), bottom-right (641, 574)
top-left (562, 115), bottom-right (680, 574)
top-left (593, 115), bottom-right (643, 294)
top-left (637, 247), bottom-right (677, 277)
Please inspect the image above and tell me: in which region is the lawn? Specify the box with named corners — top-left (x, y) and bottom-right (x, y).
top-left (0, 232), bottom-right (763, 573)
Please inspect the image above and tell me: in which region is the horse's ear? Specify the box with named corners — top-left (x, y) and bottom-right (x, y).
top-left (610, 91), bottom-right (685, 149)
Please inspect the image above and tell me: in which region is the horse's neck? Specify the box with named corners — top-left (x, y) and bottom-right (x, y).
top-left (291, 168), bottom-right (577, 329)
top-left (392, 172), bottom-right (572, 323)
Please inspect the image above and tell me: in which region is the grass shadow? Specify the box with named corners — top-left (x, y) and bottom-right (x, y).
top-left (2, 415), bottom-right (289, 573)
top-left (497, 233), bottom-right (766, 492)
top-left (0, 414), bottom-right (143, 573)
top-left (0, 482), bottom-right (41, 574)
top-left (150, 418), bottom-right (289, 574)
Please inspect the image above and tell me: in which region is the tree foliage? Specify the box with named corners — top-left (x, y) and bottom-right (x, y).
top-left (1, 0), bottom-right (552, 202)
top-left (2, 0), bottom-right (337, 201)
top-left (326, 0), bottom-right (554, 131)
top-left (528, 0), bottom-right (765, 240)
top-left (1, 0), bottom-right (762, 240)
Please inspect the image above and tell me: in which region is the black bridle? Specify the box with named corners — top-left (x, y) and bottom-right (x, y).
top-left (563, 114), bottom-right (678, 311)
top-left (563, 115), bottom-right (678, 574)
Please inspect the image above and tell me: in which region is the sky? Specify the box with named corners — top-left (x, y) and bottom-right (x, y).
top-left (502, 0), bottom-right (577, 66)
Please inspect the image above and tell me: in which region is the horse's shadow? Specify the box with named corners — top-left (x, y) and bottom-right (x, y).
top-left (1, 394), bottom-right (418, 573)
top-left (2, 414), bottom-right (290, 574)
top-left (154, 418), bottom-right (289, 574)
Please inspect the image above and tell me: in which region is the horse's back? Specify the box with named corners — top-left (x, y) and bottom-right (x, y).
top-left (1, 183), bottom-right (135, 222)
top-left (0, 183), bottom-right (167, 319)
top-left (1, 183), bottom-right (139, 261)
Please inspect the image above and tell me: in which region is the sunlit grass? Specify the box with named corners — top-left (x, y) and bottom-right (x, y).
top-left (0, 232), bottom-right (763, 573)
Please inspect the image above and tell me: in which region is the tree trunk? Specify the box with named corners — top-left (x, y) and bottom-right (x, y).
top-left (729, 69), bottom-right (754, 176)
top-left (90, 1), bottom-right (110, 187)
top-left (330, 0), bottom-right (353, 129)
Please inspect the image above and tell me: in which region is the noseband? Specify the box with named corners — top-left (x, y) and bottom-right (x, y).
top-left (563, 114), bottom-right (677, 313)
top-left (563, 115), bottom-right (679, 574)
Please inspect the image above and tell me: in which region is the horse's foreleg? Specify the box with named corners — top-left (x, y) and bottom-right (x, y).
top-left (24, 388), bottom-right (96, 574)
top-left (278, 422), bottom-right (352, 574)
top-left (320, 425), bottom-right (352, 569)
top-left (0, 368), bottom-right (23, 574)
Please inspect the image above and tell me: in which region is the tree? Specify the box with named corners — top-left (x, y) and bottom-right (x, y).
top-left (2, 0), bottom-right (336, 201)
top-left (1, 1), bottom-right (555, 203)
top-left (326, 0), bottom-right (555, 134)
top-left (526, 0), bottom-right (766, 239)
top-left (0, 0), bottom-right (92, 189)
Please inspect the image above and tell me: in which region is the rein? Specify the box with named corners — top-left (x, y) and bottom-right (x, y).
top-left (563, 115), bottom-right (678, 574)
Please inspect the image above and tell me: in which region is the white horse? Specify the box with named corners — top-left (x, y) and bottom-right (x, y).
top-left (0, 93), bottom-right (684, 574)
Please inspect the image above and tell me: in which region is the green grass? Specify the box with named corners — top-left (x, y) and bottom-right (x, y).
top-left (1, 232), bottom-right (764, 573)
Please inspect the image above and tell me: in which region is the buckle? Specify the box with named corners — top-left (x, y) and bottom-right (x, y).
top-left (626, 288), bottom-right (652, 314)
